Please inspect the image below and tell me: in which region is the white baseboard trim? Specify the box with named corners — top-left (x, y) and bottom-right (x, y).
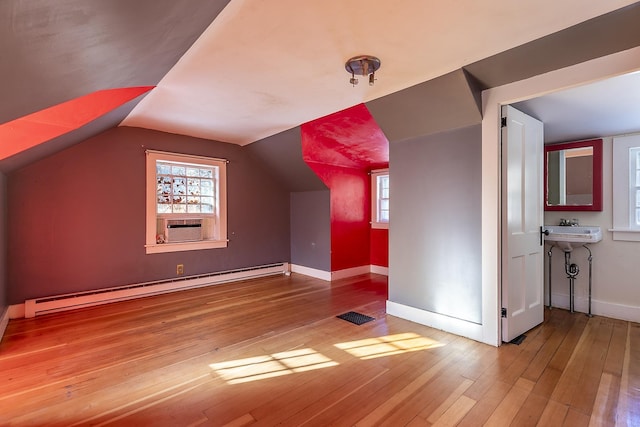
top-left (290, 264), bottom-right (331, 281)
top-left (331, 265), bottom-right (370, 281)
top-left (291, 264), bottom-right (388, 281)
top-left (0, 307), bottom-right (9, 343)
top-left (370, 265), bottom-right (388, 276)
top-left (549, 293), bottom-right (640, 322)
top-left (9, 304), bottom-right (25, 319)
top-left (386, 300), bottom-right (485, 344)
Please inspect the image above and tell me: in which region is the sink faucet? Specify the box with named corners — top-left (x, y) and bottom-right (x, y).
top-left (559, 218), bottom-right (579, 226)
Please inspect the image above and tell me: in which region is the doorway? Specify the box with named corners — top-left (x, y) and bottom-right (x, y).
top-left (480, 47), bottom-right (640, 347)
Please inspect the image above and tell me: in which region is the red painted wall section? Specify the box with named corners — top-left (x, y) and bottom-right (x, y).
top-left (0, 86), bottom-right (154, 160)
top-left (370, 228), bottom-right (388, 267)
top-left (301, 104), bottom-right (389, 271)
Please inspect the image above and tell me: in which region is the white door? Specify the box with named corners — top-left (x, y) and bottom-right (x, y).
top-left (501, 105), bottom-right (544, 343)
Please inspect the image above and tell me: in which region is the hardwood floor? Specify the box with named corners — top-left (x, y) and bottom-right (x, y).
top-left (0, 273), bottom-right (638, 426)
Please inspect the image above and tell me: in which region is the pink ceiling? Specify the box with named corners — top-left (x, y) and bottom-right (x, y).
top-left (301, 104), bottom-right (388, 170)
top-left (0, 87), bottom-right (153, 160)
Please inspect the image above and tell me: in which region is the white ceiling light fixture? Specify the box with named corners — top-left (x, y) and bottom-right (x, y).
top-left (345, 55), bottom-right (381, 86)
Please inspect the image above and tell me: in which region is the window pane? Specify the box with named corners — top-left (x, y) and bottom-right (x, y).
top-left (157, 163), bottom-right (171, 175)
top-left (636, 189), bottom-right (640, 207)
top-left (154, 159), bottom-right (218, 216)
top-left (379, 211), bottom-right (389, 222)
top-left (173, 178), bottom-right (186, 195)
top-left (171, 165), bottom-right (186, 176)
top-left (157, 204), bottom-right (171, 214)
top-left (636, 208), bottom-right (640, 226)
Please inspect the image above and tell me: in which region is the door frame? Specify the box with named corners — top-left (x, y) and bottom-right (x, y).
top-left (480, 47), bottom-right (640, 346)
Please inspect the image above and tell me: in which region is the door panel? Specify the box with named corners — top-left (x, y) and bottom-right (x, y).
top-left (502, 105), bottom-right (544, 343)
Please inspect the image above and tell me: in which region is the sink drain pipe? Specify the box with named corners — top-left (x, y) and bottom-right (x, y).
top-left (564, 251), bottom-right (579, 313)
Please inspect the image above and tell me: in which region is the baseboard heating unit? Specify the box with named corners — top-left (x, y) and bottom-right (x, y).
top-left (24, 262), bottom-right (289, 318)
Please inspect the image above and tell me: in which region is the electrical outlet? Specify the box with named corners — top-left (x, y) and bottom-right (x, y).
top-left (177, 264), bottom-right (184, 275)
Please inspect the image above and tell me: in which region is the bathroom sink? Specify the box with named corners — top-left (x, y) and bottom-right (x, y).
top-left (544, 225), bottom-right (602, 252)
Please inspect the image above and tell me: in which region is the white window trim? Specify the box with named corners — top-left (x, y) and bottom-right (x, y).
top-left (611, 133), bottom-right (640, 241)
top-left (371, 168), bottom-right (389, 230)
top-left (145, 150), bottom-right (228, 254)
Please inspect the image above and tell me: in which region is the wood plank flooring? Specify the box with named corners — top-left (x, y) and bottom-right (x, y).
top-left (0, 273), bottom-right (638, 426)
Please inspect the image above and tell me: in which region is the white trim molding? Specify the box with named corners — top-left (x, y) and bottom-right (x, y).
top-left (386, 301), bottom-right (484, 343)
top-left (370, 265), bottom-right (389, 276)
top-left (290, 264), bottom-right (331, 281)
top-left (9, 304), bottom-right (25, 319)
top-left (331, 265), bottom-right (370, 281)
top-left (0, 307), bottom-right (9, 343)
top-left (550, 293), bottom-right (640, 323)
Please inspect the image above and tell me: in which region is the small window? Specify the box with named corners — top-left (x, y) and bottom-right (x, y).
top-left (146, 150), bottom-right (227, 253)
top-left (371, 169), bottom-right (389, 229)
top-left (612, 134), bottom-right (640, 241)
top-left (629, 147), bottom-right (640, 228)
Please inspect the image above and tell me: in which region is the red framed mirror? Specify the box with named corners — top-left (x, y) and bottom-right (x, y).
top-left (544, 138), bottom-right (603, 211)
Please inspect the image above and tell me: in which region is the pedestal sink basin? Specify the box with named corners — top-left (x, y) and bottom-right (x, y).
top-left (544, 225), bottom-right (602, 252)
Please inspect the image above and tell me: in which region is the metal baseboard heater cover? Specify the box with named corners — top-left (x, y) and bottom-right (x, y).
top-left (24, 263), bottom-right (289, 318)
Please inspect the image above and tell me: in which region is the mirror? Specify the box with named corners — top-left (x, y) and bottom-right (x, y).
top-left (544, 138), bottom-right (602, 211)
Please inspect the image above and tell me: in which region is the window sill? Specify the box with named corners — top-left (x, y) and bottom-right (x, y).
top-left (146, 239), bottom-right (228, 254)
top-left (609, 228), bottom-right (640, 242)
top-left (371, 222), bottom-right (389, 230)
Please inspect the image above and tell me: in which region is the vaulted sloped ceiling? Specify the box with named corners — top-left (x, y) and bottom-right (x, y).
top-left (122, 0), bottom-right (638, 145)
top-left (0, 0), bottom-right (230, 124)
top-left (1, 0), bottom-right (640, 174)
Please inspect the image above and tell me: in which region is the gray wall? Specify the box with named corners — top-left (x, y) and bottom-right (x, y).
top-left (389, 124), bottom-right (482, 324)
top-left (246, 127), bottom-right (327, 192)
top-left (290, 191), bottom-right (331, 271)
top-left (7, 127), bottom-right (290, 303)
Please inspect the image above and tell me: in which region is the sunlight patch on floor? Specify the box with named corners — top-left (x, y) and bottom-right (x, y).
top-left (209, 348), bottom-right (338, 384)
top-left (334, 332), bottom-right (444, 360)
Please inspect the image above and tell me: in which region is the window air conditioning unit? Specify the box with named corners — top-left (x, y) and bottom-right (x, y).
top-left (165, 219), bottom-right (203, 243)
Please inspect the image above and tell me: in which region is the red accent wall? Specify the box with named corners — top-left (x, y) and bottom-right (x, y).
top-left (370, 228), bottom-right (388, 267)
top-left (301, 104), bottom-right (389, 271)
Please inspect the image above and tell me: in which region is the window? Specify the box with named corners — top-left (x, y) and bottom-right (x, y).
top-left (146, 150), bottom-right (227, 253)
top-left (612, 134), bottom-right (640, 241)
top-left (371, 169), bottom-right (389, 229)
